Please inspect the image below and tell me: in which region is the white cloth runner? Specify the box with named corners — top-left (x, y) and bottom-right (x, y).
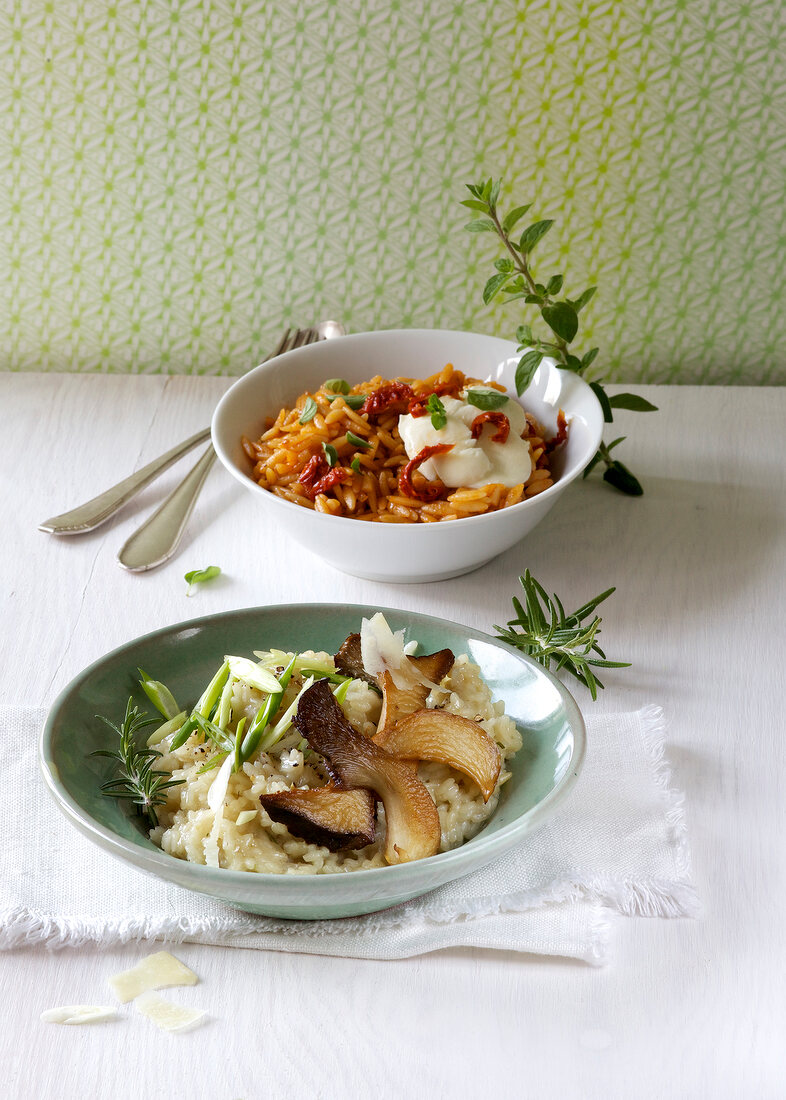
top-left (0, 704), bottom-right (700, 964)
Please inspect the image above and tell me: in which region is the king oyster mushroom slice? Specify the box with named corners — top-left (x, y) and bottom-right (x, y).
top-left (292, 679), bottom-right (441, 864)
top-left (334, 633), bottom-right (380, 689)
top-left (377, 649), bottom-right (455, 737)
top-left (260, 786), bottom-right (376, 851)
top-left (374, 709), bottom-right (502, 803)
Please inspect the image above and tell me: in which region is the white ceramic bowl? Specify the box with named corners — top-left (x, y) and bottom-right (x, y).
top-left (212, 329), bottom-right (603, 582)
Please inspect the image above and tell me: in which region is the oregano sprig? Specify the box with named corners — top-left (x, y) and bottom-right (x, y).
top-left (462, 178), bottom-right (657, 496)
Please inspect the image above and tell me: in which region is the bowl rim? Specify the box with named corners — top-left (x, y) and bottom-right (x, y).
top-left (211, 327), bottom-right (604, 532)
top-left (39, 602), bottom-right (587, 893)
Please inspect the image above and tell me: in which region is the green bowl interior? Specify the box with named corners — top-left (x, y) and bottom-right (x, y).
top-left (42, 604), bottom-right (582, 870)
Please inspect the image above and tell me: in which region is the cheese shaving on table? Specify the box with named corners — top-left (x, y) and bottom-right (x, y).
top-left (135, 990), bottom-right (206, 1033)
top-left (108, 951), bottom-right (198, 1003)
top-left (40, 1005), bottom-right (118, 1025)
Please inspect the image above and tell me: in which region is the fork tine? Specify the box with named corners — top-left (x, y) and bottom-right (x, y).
top-left (290, 327), bottom-right (311, 350)
top-left (262, 327), bottom-right (293, 362)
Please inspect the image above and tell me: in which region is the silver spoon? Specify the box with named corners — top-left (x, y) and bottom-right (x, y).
top-left (117, 320), bottom-right (345, 572)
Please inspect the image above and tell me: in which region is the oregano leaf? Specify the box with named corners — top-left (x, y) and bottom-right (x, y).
top-left (541, 301), bottom-right (578, 343)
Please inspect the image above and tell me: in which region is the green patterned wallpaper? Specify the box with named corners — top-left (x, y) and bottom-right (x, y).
top-left (1, 1), bottom-right (784, 383)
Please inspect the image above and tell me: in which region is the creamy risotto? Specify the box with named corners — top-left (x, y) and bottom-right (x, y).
top-left (146, 618), bottom-right (522, 875)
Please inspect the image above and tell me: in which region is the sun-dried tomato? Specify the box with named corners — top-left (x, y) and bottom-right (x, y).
top-left (298, 453), bottom-right (352, 500)
top-left (470, 411), bottom-right (510, 444)
top-left (361, 382), bottom-right (415, 419)
top-left (298, 453), bottom-right (330, 493)
top-left (546, 410), bottom-right (568, 452)
top-left (311, 467), bottom-right (351, 499)
top-left (398, 443), bottom-right (454, 502)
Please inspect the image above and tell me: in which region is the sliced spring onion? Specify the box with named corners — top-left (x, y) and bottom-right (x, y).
top-left (256, 675), bottom-right (315, 753)
top-left (233, 717), bottom-right (247, 773)
top-left (239, 654), bottom-right (297, 763)
top-left (216, 675), bottom-right (235, 731)
top-left (138, 670), bottom-right (180, 721)
top-left (170, 714), bottom-right (198, 750)
top-left (146, 710), bottom-right (187, 747)
top-left (170, 662), bottom-right (229, 749)
top-left (299, 667), bottom-right (352, 685)
top-left (197, 750), bottom-right (229, 775)
top-left (192, 712), bottom-right (234, 750)
top-left (332, 679), bottom-right (351, 705)
top-left (196, 660), bottom-right (230, 718)
top-left (225, 656), bottom-right (281, 695)
top-left (351, 456), bottom-right (362, 473)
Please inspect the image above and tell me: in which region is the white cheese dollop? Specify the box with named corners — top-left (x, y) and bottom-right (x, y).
top-left (397, 394), bottom-right (533, 489)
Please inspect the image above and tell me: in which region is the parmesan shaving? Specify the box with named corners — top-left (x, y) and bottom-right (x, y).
top-left (135, 991), bottom-right (206, 1033)
top-left (360, 613), bottom-right (443, 693)
top-left (360, 613), bottom-right (410, 688)
top-left (235, 809), bottom-right (257, 825)
top-left (108, 951), bottom-right (198, 1004)
top-left (41, 1005), bottom-right (117, 1025)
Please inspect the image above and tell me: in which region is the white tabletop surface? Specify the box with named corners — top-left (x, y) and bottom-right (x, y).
top-left (2, 373), bottom-right (784, 1099)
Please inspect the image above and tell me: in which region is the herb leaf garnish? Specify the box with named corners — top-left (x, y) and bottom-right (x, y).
top-left (322, 442), bottom-right (338, 467)
top-left (325, 392), bottom-right (366, 410)
top-left (299, 397), bottom-right (318, 424)
top-left (346, 430), bottom-right (370, 449)
top-left (184, 566), bottom-right (221, 596)
top-left (463, 178), bottom-right (657, 495)
top-left (324, 378), bottom-right (350, 394)
top-left (466, 388), bottom-right (509, 412)
top-left (426, 393), bottom-right (447, 429)
top-left (494, 570), bottom-right (629, 700)
top-left (92, 699), bottom-right (183, 827)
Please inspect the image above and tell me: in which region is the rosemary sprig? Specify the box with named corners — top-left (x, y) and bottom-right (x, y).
top-left (92, 698), bottom-right (183, 827)
top-left (494, 570), bottom-right (630, 700)
top-left (462, 178), bottom-right (657, 496)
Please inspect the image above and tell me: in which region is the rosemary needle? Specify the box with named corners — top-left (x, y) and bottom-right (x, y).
top-left (93, 698), bottom-right (183, 827)
top-left (494, 570), bottom-right (630, 700)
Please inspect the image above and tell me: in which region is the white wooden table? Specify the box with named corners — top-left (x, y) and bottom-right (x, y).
top-left (2, 374), bottom-right (784, 1099)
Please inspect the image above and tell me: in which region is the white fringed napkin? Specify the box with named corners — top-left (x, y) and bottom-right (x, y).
top-left (0, 705), bottom-right (699, 964)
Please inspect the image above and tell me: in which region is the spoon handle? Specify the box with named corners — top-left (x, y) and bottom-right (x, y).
top-left (116, 446), bottom-right (217, 572)
top-left (38, 426), bottom-right (212, 535)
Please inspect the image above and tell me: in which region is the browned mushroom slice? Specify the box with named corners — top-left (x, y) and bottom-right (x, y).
top-left (293, 679), bottom-right (441, 864)
top-left (260, 786), bottom-right (376, 851)
top-left (377, 649), bottom-right (455, 737)
top-left (375, 709), bottom-right (501, 803)
top-left (334, 633), bottom-right (380, 689)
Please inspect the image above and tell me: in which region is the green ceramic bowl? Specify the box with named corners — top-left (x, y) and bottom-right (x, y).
top-left (40, 604), bottom-right (586, 920)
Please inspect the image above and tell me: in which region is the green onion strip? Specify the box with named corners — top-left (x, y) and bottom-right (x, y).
top-left (239, 654), bottom-right (297, 763)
